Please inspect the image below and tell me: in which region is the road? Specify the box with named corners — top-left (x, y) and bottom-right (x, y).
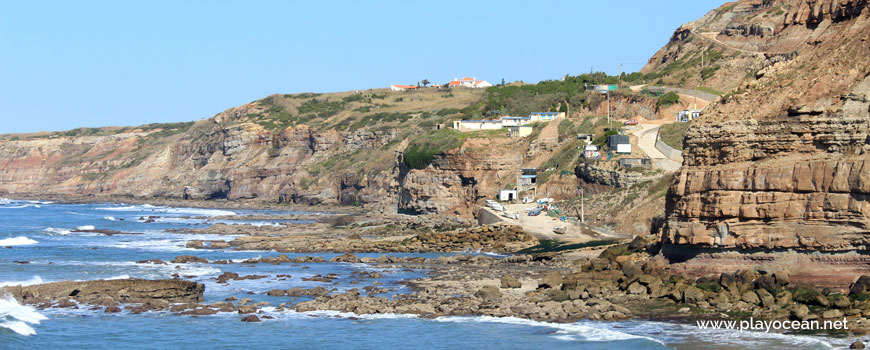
top-left (633, 124), bottom-right (681, 172)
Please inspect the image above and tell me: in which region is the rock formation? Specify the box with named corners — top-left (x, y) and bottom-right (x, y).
top-left (662, 0), bottom-right (870, 252)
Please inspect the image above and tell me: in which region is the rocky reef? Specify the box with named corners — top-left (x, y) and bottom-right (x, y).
top-left (0, 279), bottom-right (204, 310)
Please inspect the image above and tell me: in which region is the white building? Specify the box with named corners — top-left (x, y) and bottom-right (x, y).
top-left (499, 189), bottom-right (518, 201)
top-left (501, 116), bottom-right (532, 126)
top-left (390, 84), bottom-right (419, 92)
top-left (453, 119), bottom-right (503, 130)
top-left (448, 77), bottom-right (493, 88)
top-left (528, 112), bottom-right (565, 121)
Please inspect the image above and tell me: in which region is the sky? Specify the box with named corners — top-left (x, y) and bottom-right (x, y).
top-left (0, 0), bottom-right (725, 133)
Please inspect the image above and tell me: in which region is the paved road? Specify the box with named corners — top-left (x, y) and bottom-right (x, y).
top-left (633, 124), bottom-right (681, 172)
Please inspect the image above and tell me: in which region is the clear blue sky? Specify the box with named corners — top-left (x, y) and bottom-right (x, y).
top-left (0, 1), bottom-right (724, 133)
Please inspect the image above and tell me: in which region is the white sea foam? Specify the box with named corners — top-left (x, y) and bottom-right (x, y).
top-left (0, 236), bottom-right (38, 246)
top-left (0, 295), bottom-right (47, 336)
top-left (106, 274), bottom-right (131, 280)
top-left (0, 276), bottom-right (45, 288)
top-left (612, 320), bottom-right (844, 348)
top-left (434, 316), bottom-right (664, 344)
top-left (0, 204), bottom-right (40, 209)
top-left (103, 216), bottom-right (116, 221)
top-left (43, 227), bottom-right (72, 235)
top-left (75, 225), bottom-right (95, 231)
top-left (95, 204), bottom-right (236, 216)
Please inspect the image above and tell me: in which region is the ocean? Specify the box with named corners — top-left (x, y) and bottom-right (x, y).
top-left (0, 199), bottom-right (851, 349)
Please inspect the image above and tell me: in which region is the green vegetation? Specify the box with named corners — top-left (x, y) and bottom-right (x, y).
top-left (518, 239), bottom-right (619, 254)
top-left (700, 65), bottom-right (720, 80)
top-left (482, 72), bottom-right (651, 117)
top-left (695, 86), bottom-right (725, 96)
top-left (659, 121), bottom-right (691, 150)
top-left (657, 92), bottom-right (681, 109)
top-left (403, 129), bottom-right (465, 169)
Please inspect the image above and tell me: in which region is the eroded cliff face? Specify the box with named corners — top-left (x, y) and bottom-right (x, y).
top-left (0, 99), bottom-right (538, 216)
top-left (662, 0), bottom-right (870, 251)
top-left (0, 104), bottom-right (381, 208)
top-left (398, 138), bottom-right (526, 216)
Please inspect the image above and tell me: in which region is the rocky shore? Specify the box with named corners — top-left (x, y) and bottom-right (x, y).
top-left (4, 235), bottom-right (870, 339)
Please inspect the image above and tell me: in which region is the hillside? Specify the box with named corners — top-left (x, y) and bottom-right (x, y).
top-left (0, 76), bottom-right (673, 221)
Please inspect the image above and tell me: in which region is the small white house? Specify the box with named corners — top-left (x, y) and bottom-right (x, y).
top-left (453, 120), bottom-right (503, 130)
top-left (499, 189), bottom-right (518, 201)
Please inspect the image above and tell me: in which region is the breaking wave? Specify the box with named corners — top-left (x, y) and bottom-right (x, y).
top-left (0, 236), bottom-right (38, 246)
top-left (0, 295), bottom-right (47, 336)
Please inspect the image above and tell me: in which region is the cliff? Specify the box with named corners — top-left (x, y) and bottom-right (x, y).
top-left (661, 0), bottom-right (870, 252)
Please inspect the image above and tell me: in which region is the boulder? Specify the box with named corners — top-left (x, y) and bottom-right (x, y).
top-left (850, 341), bottom-right (865, 349)
top-left (329, 253), bottom-right (361, 263)
top-left (775, 291), bottom-right (793, 305)
top-left (237, 305), bottom-right (258, 314)
top-left (754, 275), bottom-right (777, 291)
top-left (821, 309), bottom-right (843, 319)
top-left (172, 255), bottom-right (208, 263)
top-left (500, 275), bottom-right (522, 289)
top-left (851, 275), bottom-right (870, 295)
top-left (831, 294), bottom-right (852, 309)
top-left (772, 270), bottom-right (790, 287)
top-left (241, 315), bottom-right (261, 323)
top-left (475, 286), bottom-right (502, 301)
top-left (538, 272), bottom-right (563, 289)
top-left (789, 304), bottom-right (810, 321)
top-left (741, 290), bottom-right (761, 305)
top-left (683, 286), bottom-right (705, 304)
top-left (756, 289), bottom-right (776, 307)
top-left (627, 282), bottom-right (647, 295)
top-left (105, 306), bottom-right (121, 313)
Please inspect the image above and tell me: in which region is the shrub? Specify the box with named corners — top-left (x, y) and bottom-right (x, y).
top-left (402, 129), bottom-right (464, 169)
top-left (657, 92), bottom-right (680, 108)
top-left (700, 65), bottom-right (720, 80)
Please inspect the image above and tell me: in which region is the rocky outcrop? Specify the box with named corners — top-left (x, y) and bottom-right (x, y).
top-left (398, 137), bottom-right (525, 215)
top-left (574, 161), bottom-right (645, 188)
top-left (0, 279), bottom-right (204, 306)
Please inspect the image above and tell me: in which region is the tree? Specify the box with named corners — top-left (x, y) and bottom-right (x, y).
top-left (501, 78), bottom-right (506, 86)
top-left (421, 79), bottom-right (430, 87)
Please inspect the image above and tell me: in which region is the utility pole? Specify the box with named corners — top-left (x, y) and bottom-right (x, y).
top-left (618, 63), bottom-right (622, 87)
top-left (606, 91), bottom-right (611, 126)
top-left (579, 188), bottom-right (585, 223)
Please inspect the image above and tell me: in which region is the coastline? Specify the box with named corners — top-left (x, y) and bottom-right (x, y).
top-left (1, 196), bottom-right (866, 346)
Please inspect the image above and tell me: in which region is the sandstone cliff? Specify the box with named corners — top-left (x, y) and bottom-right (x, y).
top-left (661, 0), bottom-right (870, 251)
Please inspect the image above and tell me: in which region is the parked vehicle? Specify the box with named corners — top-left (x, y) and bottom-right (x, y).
top-left (624, 119), bottom-right (638, 125)
top-left (502, 211), bottom-right (519, 219)
top-left (553, 226), bottom-right (567, 234)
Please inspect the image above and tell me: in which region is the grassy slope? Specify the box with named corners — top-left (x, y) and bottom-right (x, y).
top-left (659, 121), bottom-right (691, 150)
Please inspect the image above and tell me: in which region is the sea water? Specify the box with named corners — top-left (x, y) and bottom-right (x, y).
top-left (0, 199), bottom-right (852, 349)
